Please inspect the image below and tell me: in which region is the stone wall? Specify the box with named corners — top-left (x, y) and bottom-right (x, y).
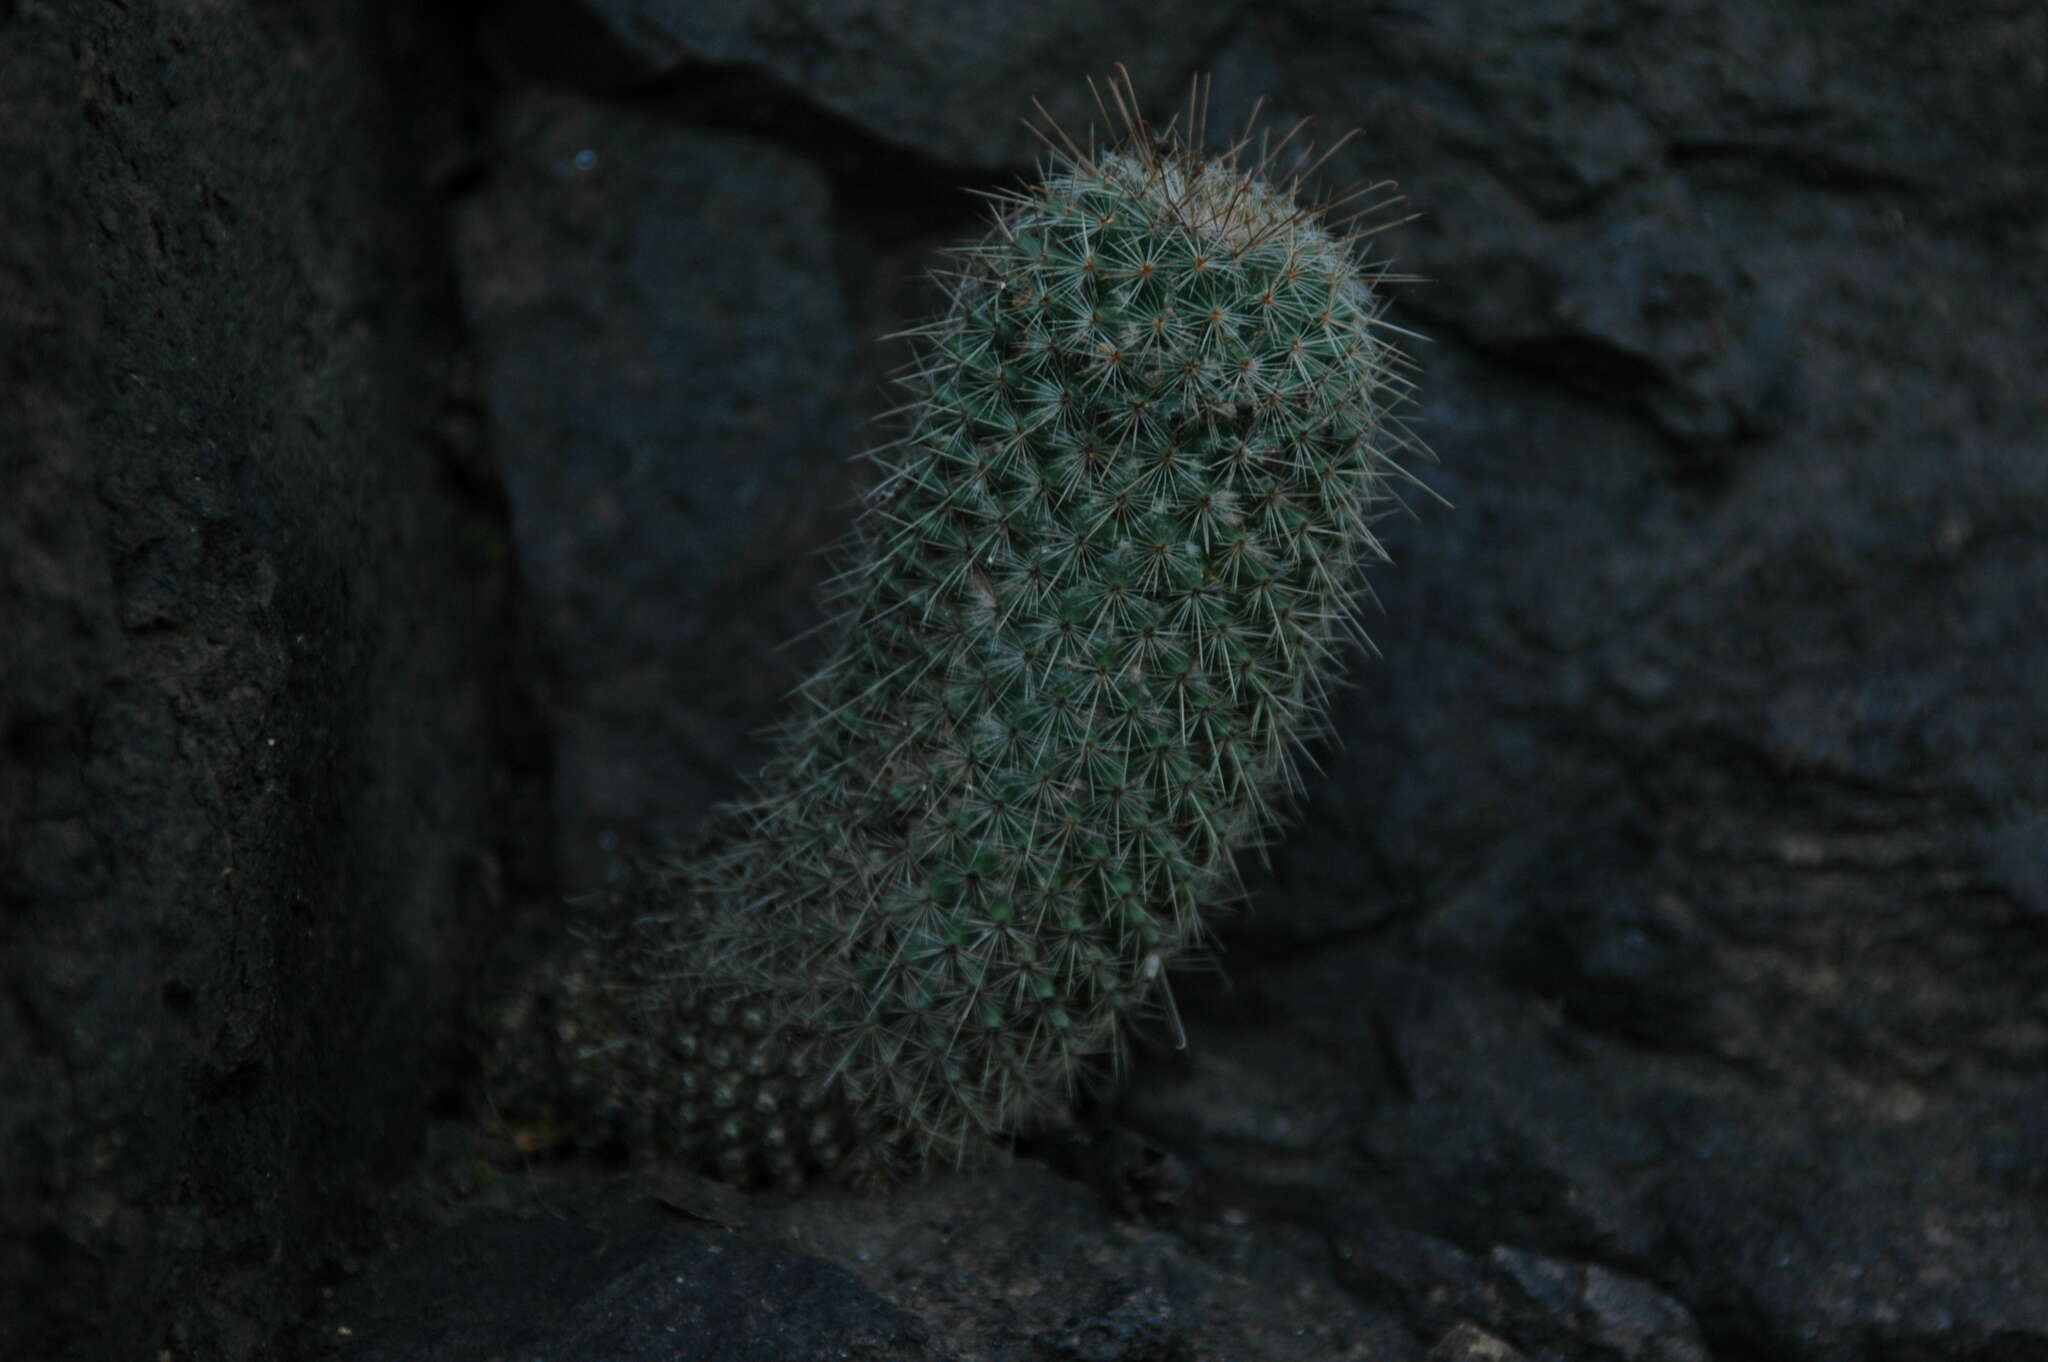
top-left (0, 4), bottom-right (529, 1357)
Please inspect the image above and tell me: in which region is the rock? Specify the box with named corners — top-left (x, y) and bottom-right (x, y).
top-left (1331, 1224), bottom-right (1709, 1362)
top-left (455, 90), bottom-right (861, 886)
top-left (763, 1165), bottom-right (1418, 1361)
top-left (1128, 945), bottom-right (2048, 1361)
top-left (1427, 1324), bottom-right (1528, 1362)
top-left (317, 1209), bottom-right (938, 1362)
top-left (1194, 0), bottom-right (2048, 1108)
top-left (487, 0), bottom-right (1244, 167)
top-left (1, 3), bottom-right (516, 1359)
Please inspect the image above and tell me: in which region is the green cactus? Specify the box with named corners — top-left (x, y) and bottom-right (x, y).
top-left (487, 72), bottom-right (1429, 1187)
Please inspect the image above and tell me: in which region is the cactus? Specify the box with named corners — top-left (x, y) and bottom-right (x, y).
top-left (487, 71), bottom-right (1429, 1187)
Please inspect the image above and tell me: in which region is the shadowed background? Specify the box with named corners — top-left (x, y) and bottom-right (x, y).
top-left (3, 2), bottom-right (2043, 1359)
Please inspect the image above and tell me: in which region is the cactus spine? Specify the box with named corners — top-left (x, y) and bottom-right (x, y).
top-left (490, 73), bottom-right (1427, 1186)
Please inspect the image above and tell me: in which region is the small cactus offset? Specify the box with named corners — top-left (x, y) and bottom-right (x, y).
top-left (488, 70), bottom-right (1429, 1186)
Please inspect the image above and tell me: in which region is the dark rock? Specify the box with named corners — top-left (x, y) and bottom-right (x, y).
top-left (1191, 0), bottom-right (2048, 1113)
top-left (1331, 1223), bottom-right (1709, 1362)
top-left (1427, 1324), bottom-right (1529, 1362)
top-left (1041, 1285), bottom-right (1180, 1362)
top-left (1197, 1), bottom-right (2044, 452)
top-left (487, 0), bottom-right (1245, 167)
top-left (316, 1209), bottom-right (938, 1362)
top-left (1129, 945), bottom-right (2048, 1362)
top-left (456, 90), bottom-right (862, 886)
top-left (765, 1164), bottom-right (1419, 1362)
top-left (1, 3), bottom-right (518, 1360)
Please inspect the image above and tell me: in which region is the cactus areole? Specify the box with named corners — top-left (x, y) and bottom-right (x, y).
top-left (494, 73), bottom-right (1430, 1187)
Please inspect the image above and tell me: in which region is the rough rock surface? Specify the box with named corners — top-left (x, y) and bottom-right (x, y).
top-left (5, 0), bottom-right (2044, 1360)
top-left (313, 1201), bottom-right (937, 1362)
top-left (456, 90), bottom-right (863, 884)
top-left (484, 0), bottom-right (1245, 167)
top-left (0, 3), bottom-right (529, 1359)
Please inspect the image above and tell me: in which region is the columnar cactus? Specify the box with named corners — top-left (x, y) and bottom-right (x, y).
top-left (488, 73), bottom-right (1429, 1187)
